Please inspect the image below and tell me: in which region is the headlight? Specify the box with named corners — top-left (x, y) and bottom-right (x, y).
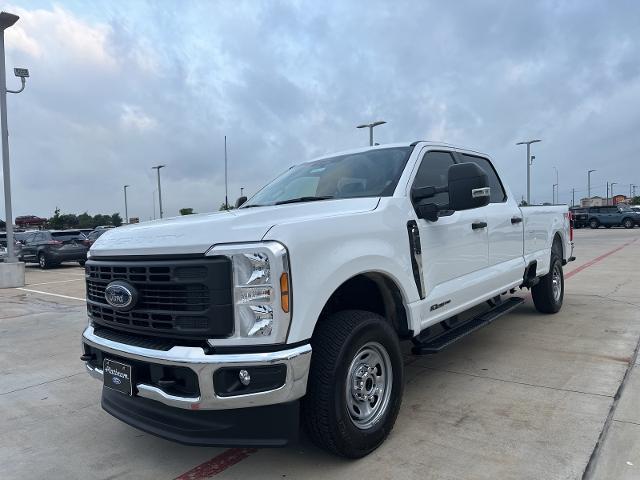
top-left (205, 241), bottom-right (291, 346)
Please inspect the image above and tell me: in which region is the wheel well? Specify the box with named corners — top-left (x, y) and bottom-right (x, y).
top-left (552, 232), bottom-right (563, 258)
top-left (318, 273), bottom-right (411, 338)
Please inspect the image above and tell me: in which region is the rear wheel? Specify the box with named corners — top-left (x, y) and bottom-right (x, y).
top-left (532, 254), bottom-right (564, 313)
top-left (589, 219), bottom-right (599, 229)
top-left (623, 218), bottom-right (634, 229)
top-left (302, 310), bottom-right (404, 458)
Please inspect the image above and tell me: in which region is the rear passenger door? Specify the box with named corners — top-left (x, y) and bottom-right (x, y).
top-left (456, 153), bottom-right (525, 287)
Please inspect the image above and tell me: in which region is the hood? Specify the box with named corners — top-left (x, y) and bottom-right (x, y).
top-left (91, 197), bottom-right (380, 257)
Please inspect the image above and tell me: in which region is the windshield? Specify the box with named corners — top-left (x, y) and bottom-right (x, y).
top-left (52, 231), bottom-right (83, 241)
top-left (243, 147), bottom-right (412, 207)
top-left (619, 205), bottom-right (632, 211)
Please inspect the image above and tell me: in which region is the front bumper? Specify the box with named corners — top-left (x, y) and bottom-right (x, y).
top-left (82, 324), bottom-right (312, 411)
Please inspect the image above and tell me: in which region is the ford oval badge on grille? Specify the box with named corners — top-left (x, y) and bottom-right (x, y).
top-left (104, 281), bottom-right (137, 310)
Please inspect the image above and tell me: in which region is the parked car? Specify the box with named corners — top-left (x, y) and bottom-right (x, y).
top-left (81, 142), bottom-right (574, 458)
top-left (631, 206), bottom-right (640, 214)
top-left (0, 232), bottom-right (22, 260)
top-left (20, 230), bottom-right (88, 268)
top-left (587, 205), bottom-right (640, 229)
top-left (82, 229), bottom-right (109, 248)
top-left (15, 215), bottom-right (47, 228)
top-left (569, 207), bottom-right (588, 228)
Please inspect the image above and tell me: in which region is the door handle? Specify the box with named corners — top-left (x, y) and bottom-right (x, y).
top-left (472, 222), bottom-right (487, 230)
top-left (511, 217), bottom-right (523, 224)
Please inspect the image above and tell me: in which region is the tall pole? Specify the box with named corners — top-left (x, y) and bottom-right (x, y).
top-left (357, 121), bottom-right (386, 147)
top-left (123, 185), bottom-right (129, 224)
top-left (572, 188), bottom-right (575, 207)
top-left (516, 139), bottom-right (541, 205)
top-left (224, 135), bottom-right (228, 209)
top-left (152, 165), bottom-right (165, 218)
top-left (152, 190), bottom-right (156, 220)
top-left (588, 169), bottom-right (596, 199)
top-left (610, 182), bottom-right (617, 205)
top-left (0, 15), bottom-right (18, 263)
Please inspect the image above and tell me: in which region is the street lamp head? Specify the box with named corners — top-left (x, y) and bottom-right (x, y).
top-left (371, 120), bottom-right (386, 127)
top-left (588, 169), bottom-right (596, 174)
top-left (152, 165), bottom-right (165, 170)
top-left (516, 139), bottom-right (542, 146)
top-left (0, 12), bottom-right (19, 30)
top-left (13, 68), bottom-right (28, 78)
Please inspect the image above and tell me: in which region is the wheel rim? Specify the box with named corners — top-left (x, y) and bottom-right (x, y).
top-left (345, 341), bottom-right (393, 430)
top-left (625, 220), bottom-right (632, 228)
top-left (552, 263), bottom-right (562, 302)
top-left (39, 255), bottom-right (45, 267)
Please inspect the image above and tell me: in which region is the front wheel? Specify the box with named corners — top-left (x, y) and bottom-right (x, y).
top-left (38, 253), bottom-right (50, 269)
top-left (589, 219), bottom-right (599, 229)
top-left (302, 310), bottom-right (404, 458)
top-left (623, 218), bottom-right (634, 229)
top-left (532, 254), bottom-right (564, 313)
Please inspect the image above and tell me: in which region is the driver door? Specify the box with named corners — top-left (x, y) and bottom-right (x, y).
top-left (411, 149), bottom-right (489, 328)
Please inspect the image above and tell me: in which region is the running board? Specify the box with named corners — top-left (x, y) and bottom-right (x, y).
top-left (411, 297), bottom-right (525, 355)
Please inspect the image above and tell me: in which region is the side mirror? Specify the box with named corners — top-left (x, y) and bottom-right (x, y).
top-left (448, 163), bottom-right (490, 211)
top-left (235, 196), bottom-right (247, 208)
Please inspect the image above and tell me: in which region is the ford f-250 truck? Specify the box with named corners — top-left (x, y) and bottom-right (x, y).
top-left (81, 141), bottom-right (574, 458)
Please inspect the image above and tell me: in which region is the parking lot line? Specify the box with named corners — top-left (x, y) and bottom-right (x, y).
top-left (16, 287), bottom-right (85, 302)
top-left (26, 278), bottom-right (85, 287)
top-left (565, 238), bottom-right (637, 280)
top-left (174, 448), bottom-right (257, 480)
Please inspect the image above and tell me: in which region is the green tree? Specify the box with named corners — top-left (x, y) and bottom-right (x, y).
top-left (77, 212), bottom-right (93, 228)
top-left (48, 207), bottom-right (64, 230)
top-left (92, 214), bottom-right (110, 227)
top-left (631, 196), bottom-right (640, 206)
top-left (111, 213), bottom-right (122, 227)
top-left (60, 213), bottom-right (79, 229)
top-left (180, 208), bottom-right (195, 215)
top-left (218, 202), bottom-right (234, 211)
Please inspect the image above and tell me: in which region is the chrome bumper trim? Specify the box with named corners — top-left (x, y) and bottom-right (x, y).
top-left (82, 325), bottom-right (311, 410)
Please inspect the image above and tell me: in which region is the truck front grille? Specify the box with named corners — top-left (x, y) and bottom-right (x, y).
top-left (85, 257), bottom-right (233, 340)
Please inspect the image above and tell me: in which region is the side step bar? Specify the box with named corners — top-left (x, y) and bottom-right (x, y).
top-left (411, 297), bottom-right (525, 355)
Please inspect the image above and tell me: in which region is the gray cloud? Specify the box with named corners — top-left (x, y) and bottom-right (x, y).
top-left (1, 0), bottom-right (639, 223)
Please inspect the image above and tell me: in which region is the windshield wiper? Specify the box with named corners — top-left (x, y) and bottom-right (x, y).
top-left (275, 196), bottom-right (334, 205)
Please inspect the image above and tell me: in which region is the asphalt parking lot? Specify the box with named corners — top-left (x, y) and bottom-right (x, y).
top-left (1, 228), bottom-right (639, 480)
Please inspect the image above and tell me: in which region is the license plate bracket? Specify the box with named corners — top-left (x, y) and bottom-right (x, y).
top-left (103, 358), bottom-right (133, 396)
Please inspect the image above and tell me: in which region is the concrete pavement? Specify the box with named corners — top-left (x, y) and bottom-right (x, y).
top-left (1, 228), bottom-right (639, 479)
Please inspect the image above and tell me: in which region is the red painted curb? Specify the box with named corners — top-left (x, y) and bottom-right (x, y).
top-left (565, 238), bottom-right (637, 280)
top-left (174, 448), bottom-right (257, 480)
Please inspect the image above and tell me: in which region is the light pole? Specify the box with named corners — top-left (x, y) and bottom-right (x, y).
top-left (123, 185), bottom-right (129, 224)
top-left (357, 120), bottom-right (386, 146)
top-left (0, 12), bottom-right (28, 267)
top-left (152, 165), bottom-right (165, 218)
top-left (632, 184), bottom-right (637, 199)
top-left (610, 182), bottom-right (617, 205)
top-left (588, 169), bottom-right (596, 199)
top-left (240, 187), bottom-right (244, 197)
top-left (152, 189), bottom-right (156, 220)
top-left (516, 139), bottom-right (541, 204)
top-left (553, 166), bottom-right (558, 204)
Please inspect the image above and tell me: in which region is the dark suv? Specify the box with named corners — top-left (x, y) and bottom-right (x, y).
top-left (569, 207), bottom-right (589, 228)
top-left (19, 230), bottom-right (88, 268)
top-left (587, 205), bottom-right (640, 229)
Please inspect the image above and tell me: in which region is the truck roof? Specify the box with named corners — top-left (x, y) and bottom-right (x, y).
top-left (306, 141), bottom-right (489, 165)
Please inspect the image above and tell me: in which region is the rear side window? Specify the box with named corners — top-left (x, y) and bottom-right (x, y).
top-left (459, 154), bottom-right (507, 203)
top-left (412, 151), bottom-right (455, 206)
top-left (52, 231), bottom-right (82, 241)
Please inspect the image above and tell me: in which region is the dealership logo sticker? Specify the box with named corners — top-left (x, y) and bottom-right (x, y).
top-left (104, 281), bottom-right (137, 310)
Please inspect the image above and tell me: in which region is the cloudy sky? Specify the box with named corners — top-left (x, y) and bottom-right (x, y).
top-left (1, 0), bottom-right (639, 221)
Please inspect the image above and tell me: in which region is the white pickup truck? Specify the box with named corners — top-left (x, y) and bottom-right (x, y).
top-left (81, 141), bottom-right (574, 458)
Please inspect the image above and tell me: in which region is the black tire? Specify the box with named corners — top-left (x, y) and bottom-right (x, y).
top-left (532, 254), bottom-right (564, 313)
top-left (38, 253), bottom-right (50, 269)
top-left (78, 260), bottom-right (86, 267)
top-left (623, 218), bottom-right (634, 229)
top-left (589, 219), bottom-right (599, 229)
top-left (302, 310), bottom-right (404, 458)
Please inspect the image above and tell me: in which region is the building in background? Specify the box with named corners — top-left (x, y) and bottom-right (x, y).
top-left (580, 195), bottom-right (629, 207)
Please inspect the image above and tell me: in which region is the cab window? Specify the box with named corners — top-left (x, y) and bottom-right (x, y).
top-left (411, 151), bottom-right (455, 206)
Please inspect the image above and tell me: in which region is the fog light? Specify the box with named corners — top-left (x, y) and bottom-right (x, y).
top-left (239, 369), bottom-right (251, 386)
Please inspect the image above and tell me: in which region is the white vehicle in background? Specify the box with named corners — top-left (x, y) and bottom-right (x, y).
top-left (81, 142), bottom-right (574, 458)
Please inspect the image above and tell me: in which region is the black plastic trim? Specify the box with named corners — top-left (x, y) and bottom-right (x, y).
top-left (102, 388), bottom-right (299, 447)
top-left (209, 339), bottom-right (310, 355)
